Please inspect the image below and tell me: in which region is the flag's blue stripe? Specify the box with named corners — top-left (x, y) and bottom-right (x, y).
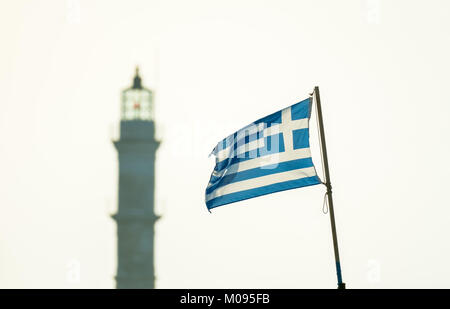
top-left (215, 133), bottom-right (285, 171)
top-left (206, 175), bottom-right (321, 209)
top-left (206, 157), bottom-right (315, 195)
top-left (208, 175), bottom-right (220, 186)
top-left (253, 110), bottom-right (282, 127)
top-left (291, 98), bottom-right (312, 120)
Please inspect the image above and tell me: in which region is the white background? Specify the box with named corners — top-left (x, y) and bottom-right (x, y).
top-left (1, 0), bottom-right (449, 288)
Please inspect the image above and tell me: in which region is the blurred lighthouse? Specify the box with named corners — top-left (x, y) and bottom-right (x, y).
top-left (112, 67), bottom-right (159, 289)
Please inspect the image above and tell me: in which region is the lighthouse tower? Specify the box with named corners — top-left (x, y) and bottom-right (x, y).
top-left (112, 67), bottom-right (159, 289)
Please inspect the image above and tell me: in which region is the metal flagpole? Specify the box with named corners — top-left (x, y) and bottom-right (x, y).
top-left (313, 86), bottom-right (346, 289)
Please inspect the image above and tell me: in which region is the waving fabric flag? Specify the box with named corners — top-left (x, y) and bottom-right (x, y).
top-left (205, 97), bottom-right (321, 210)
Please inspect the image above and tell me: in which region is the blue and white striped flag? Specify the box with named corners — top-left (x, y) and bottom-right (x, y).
top-left (205, 97), bottom-right (321, 210)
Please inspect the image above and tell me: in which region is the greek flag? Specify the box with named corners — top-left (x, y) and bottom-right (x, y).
top-left (205, 97), bottom-right (321, 210)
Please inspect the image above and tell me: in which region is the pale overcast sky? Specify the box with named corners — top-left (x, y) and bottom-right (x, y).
top-left (1, 0), bottom-right (450, 288)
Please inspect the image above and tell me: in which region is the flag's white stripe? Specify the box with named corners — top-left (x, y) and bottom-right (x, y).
top-left (235, 137), bottom-right (265, 156)
top-left (216, 147), bottom-right (232, 161)
top-left (206, 166), bottom-right (317, 202)
top-left (210, 147), bottom-right (312, 182)
top-left (215, 118), bottom-right (309, 160)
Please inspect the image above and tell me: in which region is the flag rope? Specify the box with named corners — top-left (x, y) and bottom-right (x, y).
top-left (322, 191), bottom-right (329, 214)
